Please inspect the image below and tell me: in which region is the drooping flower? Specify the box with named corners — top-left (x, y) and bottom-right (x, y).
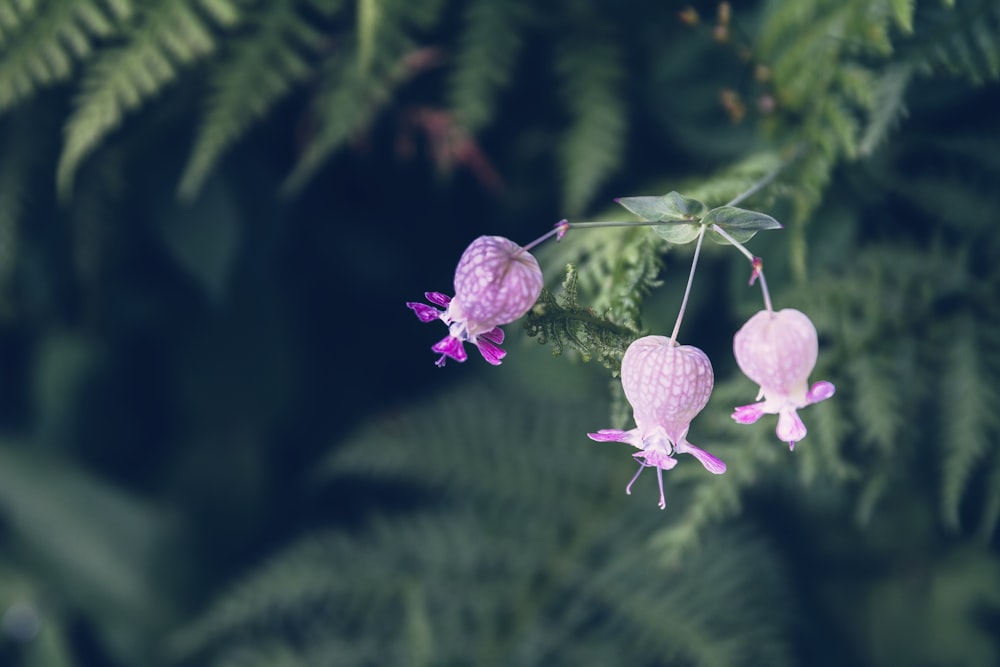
top-left (407, 235), bottom-right (543, 367)
top-left (732, 308), bottom-right (835, 449)
top-left (588, 336), bottom-right (726, 509)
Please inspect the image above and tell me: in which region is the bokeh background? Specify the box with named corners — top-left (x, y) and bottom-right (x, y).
top-left (1, 1), bottom-right (999, 665)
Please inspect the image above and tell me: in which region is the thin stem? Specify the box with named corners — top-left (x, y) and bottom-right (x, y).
top-left (670, 224), bottom-right (707, 344)
top-left (711, 224), bottom-right (773, 312)
top-left (519, 225), bottom-right (563, 254)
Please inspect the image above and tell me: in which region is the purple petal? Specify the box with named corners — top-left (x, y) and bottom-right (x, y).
top-left (807, 381), bottom-right (835, 404)
top-left (776, 409), bottom-right (806, 448)
top-left (431, 335), bottom-right (467, 364)
top-left (587, 429), bottom-right (631, 442)
top-left (676, 441), bottom-right (727, 474)
top-left (407, 301), bottom-right (442, 323)
top-left (480, 326), bottom-right (505, 344)
top-left (425, 292), bottom-right (451, 307)
top-left (635, 449), bottom-right (678, 471)
top-left (732, 403), bottom-right (765, 424)
top-left (475, 337), bottom-right (506, 365)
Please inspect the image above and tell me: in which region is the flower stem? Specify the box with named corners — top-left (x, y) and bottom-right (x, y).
top-left (711, 224), bottom-right (773, 312)
top-left (670, 224), bottom-right (707, 344)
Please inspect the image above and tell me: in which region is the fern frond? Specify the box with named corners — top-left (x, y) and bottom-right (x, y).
top-left (281, 0), bottom-right (445, 194)
top-left (524, 265), bottom-right (639, 369)
top-left (178, 4), bottom-right (324, 200)
top-left (57, 0), bottom-right (242, 198)
top-left (858, 63), bottom-right (913, 157)
top-left (848, 345), bottom-right (907, 456)
top-left (554, 27), bottom-right (626, 216)
top-left (940, 316), bottom-right (1000, 531)
top-left (679, 151), bottom-right (788, 209)
top-left (906, 0), bottom-right (1000, 83)
top-left (978, 451), bottom-right (1000, 542)
top-left (0, 1), bottom-right (127, 112)
top-left (177, 385), bottom-right (794, 667)
top-left (539, 224), bottom-right (663, 327)
top-left (446, 0), bottom-right (531, 132)
top-left (891, 0), bottom-right (916, 33)
top-left (0, 0), bottom-right (40, 45)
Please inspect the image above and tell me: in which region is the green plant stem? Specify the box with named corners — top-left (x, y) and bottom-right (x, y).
top-left (711, 224), bottom-right (773, 312)
top-left (670, 224), bottom-right (707, 344)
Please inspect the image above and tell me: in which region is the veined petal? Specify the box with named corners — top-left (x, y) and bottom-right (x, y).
top-left (635, 448), bottom-right (678, 471)
top-left (776, 409), bottom-right (807, 450)
top-left (588, 428), bottom-right (643, 449)
top-left (675, 440), bottom-right (727, 474)
top-left (807, 381), bottom-right (836, 404)
top-left (431, 336), bottom-right (467, 365)
top-left (480, 326), bottom-right (505, 344)
top-left (425, 292), bottom-right (452, 307)
top-left (732, 403), bottom-right (765, 424)
top-left (475, 336), bottom-right (506, 365)
top-left (407, 301), bottom-right (442, 322)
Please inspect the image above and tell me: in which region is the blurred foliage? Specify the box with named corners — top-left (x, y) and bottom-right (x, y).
top-left (0, 0), bottom-right (999, 666)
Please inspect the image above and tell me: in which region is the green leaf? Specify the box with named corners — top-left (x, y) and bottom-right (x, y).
top-left (615, 191), bottom-right (708, 221)
top-left (890, 0), bottom-right (914, 33)
top-left (615, 192), bottom-right (707, 244)
top-left (702, 205), bottom-right (782, 244)
top-left (652, 222), bottom-right (703, 244)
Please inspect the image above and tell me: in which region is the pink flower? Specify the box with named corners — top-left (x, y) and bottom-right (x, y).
top-left (407, 235), bottom-right (543, 367)
top-left (732, 308), bottom-right (835, 449)
top-left (588, 336), bottom-right (726, 509)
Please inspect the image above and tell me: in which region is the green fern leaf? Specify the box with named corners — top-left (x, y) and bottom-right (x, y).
top-left (281, 0), bottom-right (444, 194)
top-left (0, 0), bottom-right (40, 45)
top-left (554, 28), bottom-right (626, 216)
top-left (908, 0), bottom-right (1000, 83)
top-left (178, 4), bottom-right (324, 200)
top-left (891, 0), bottom-right (915, 33)
top-left (447, 0), bottom-right (531, 132)
top-left (0, 1), bottom-right (126, 112)
top-left (524, 265), bottom-right (639, 368)
top-left (858, 63), bottom-right (913, 156)
top-left (175, 384), bottom-right (794, 667)
top-left (978, 453), bottom-right (1000, 542)
top-left (940, 317), bottom-right (1000, 531)
top-left (57, 0), bottom-right (241, 199)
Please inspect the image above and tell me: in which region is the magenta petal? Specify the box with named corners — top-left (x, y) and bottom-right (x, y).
top-left (480, 326), bottom-right (505, 344)
top-left (431, 335), bottom-right (467, 363)
top-left (407, 301), bottom-right (442, 322)
top-left (677, 441), bottom-right (727, 474)
top-left (475, 337), bottom-right (506, 365)
top-left (732, 403), bottom-right (765, 424)
top-left (587, 429), bottom-right (630, 442)
top-left (636, 449), bottom-right (678, 471)
top-left (807, 381), bottom-right (836, 404)
top-left (776, 409), bottom-right (806, 448)
top-left (425, 292), bottom-right (451, 307)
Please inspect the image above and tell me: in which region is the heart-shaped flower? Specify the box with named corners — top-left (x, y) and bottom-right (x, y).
top-left (732, 308), bottom-right (835, 449)
top-left (407, 236), bottom-right (543, 367)
top-left (588, 336), bottom-right (726, 509)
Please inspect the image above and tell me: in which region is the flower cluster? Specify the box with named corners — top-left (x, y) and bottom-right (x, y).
top-left (407, 204), bottom-right (834, 508)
